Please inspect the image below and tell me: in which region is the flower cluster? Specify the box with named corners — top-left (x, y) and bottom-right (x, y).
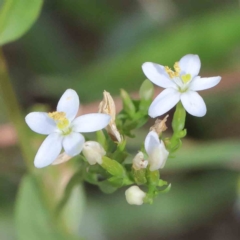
top-left (25, 54), bottom-right (221, 205)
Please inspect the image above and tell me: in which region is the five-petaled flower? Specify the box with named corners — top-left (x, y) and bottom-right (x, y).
top-left (144, 131), bottom-right (169, 171)
top-left (25, 89), bottom-right (110, 168)
top-left (142, 54), bottom-right (221, 118)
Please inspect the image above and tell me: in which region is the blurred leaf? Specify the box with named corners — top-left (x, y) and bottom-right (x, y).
top-left (0, 0), bottom-right (43, 45)
top-left (86, 171), bottom-right (238, 239)
top-left (139, 79), bottom-right (154, 101)
top-left (120, 89), bottom-right (136, 118)
top-left (15, 174), bottom-right (79, 240)
top-left (61, 184), bottom-right (86, 235)
top-left (56, 168), bottom-right (84, 215)
top-left (166, 140), bottom-right (240, 171)
top-left (36, 8), bottom-right (240, 101)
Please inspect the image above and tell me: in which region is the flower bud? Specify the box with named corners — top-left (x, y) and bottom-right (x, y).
top-left (132, 152), bottom-right (148, 170)
top-left (148, 140), bottom-right (169, 171)
top-left (99, 91), bottom-right (122, 142)
top-left (125, 186), bottom-right (146, 205)
top-left (144, 131), bottom-right (169, 171)
top-left (82, 141), bottom-right (106, 165)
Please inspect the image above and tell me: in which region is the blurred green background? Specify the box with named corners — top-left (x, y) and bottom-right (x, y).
top-left (0, 0), bottom-right (240, 239)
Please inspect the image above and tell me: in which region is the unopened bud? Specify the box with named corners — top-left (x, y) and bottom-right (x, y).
top-left (145, 131), bottom-right (169, 171)
top-left (99, 91), bottom-right (122, 142)
top-left (125, 186), bottom-right (146, 205)
top-left (82, 141), bottom-right (106, 165)
top-left (149, 141), bottom-right (169, 171)
top-left (132, 152), bottom-right (148, 170)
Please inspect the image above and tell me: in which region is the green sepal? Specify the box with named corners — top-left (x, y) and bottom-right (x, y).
top-left (132, 168), bottom-right (147, 185)
top-left (157, 183), bottom-right (171, 194)
top-left (176, 129), bottom-right (187, 138)
top-left (101, 156), bottom-right (126, 177)
top-left (158, 179), bottom-right (168, 187)
top-left (146, 168), bottom-right (160, 187)
top-left (172, 102), bottom-right (186, 133)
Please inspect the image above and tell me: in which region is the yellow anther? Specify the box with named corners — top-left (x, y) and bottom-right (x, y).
top-left (48, 111), bottom-right (66, 121)
top-left (48, 111), bottom-right (70, 131)
top-left (173, 62), bottom-right (180, 76)
top-left (165, 62), bottom-right (180, 78)
top-left (181, 74), bottom-right (191, 83)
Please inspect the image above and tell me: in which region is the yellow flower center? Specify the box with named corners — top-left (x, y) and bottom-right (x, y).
top-left (165, 62), bottom-right (192, 85)
top-left (48, 111), bottom-right (70, 133)
top-left (181, 74), bottom-right (191, 83)
top-left (165, 62), bottom-right (180, 78)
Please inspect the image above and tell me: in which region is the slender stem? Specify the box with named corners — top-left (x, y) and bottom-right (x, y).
top-left (0, 48), bottom-right (33, 170)
top-left (169, 101), bottom-right (186, 152)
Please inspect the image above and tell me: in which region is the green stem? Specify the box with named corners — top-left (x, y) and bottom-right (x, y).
top-left (169, 102), bottom-right (186, 152)
top-left (0, 48), bottom-right (33, 170)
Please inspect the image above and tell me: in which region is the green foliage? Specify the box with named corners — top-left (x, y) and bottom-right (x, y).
top-left (0, 0), bottom-right (43, 45)
top-left (35, 8), bottom-right (240, 101)
top-left (166, 102), bottom-right (187, 153)
top-left (117, 82), bottom-right (152, 137)
top-left (139, 79), bottom-right (154, 101)
top-left (101, 156), bottom-right (126, 177)
top-left (15, 175), bottom-right (80, 240)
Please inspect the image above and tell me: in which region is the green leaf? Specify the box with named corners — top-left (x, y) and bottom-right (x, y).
top-left (60, 185), bottom-right (86, 235)
top-left (15, 175), bottom-right (79, 240)
top-left (139, 79), bottom-right (154, 101)
top-left (120, 89), bottom-right (135, 118)
top-left (98, 179), bottom-right (118, 194)
top-left (96, 130), bottom-right (107, 150)
top-left (0, 0), bottom-right (43, 45)
top-left (56, 168), bottom-right (84, 215)
top-left (101, 156), bottom-right (126, 177)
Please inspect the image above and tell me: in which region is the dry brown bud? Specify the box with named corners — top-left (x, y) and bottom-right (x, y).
top-left (150, 115), bottom-right (168, 135)
top-left (99, 90), bottom-right (122, 142)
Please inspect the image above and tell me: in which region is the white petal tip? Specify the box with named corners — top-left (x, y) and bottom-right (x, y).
top-left (34, 160), bottom-right (49, 169)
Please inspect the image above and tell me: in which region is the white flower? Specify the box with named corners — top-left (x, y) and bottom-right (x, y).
top-left (25, 89), bottom-right (111, 168)
top-left (82, 141), bottom-right (106, 165)
top-left (125, 186), bottom-right (146, 205)
top-left (132, 152), bottom-right (148, 170)
top-left (142, 54), bottom-right (221, 117)
top-left (144, 131), bottom-right (169, 171)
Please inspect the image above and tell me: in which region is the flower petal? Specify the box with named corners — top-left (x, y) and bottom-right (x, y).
top-left (149, 142), bottom-right (169, 171)
top-left (144, 131), bottom-right (160, 156)
top-left (25, 112), bottom-right (56, 135)
top-left (181, 91), bottom-right (206, 117)
top-left (179, 54), bottom-right (201, 77)
top-left (57, 89), bottom-right (79, 121)
top-left (144, 131), bottom-right (169, 171)
top-left (72, 113), bottom-right (111, 133)
top-left (148, 88), bottom-right (181, 118)
top-left (142, 62), bottom-right (177, 89)
top-left (34, 133), bottom-right (63, 168)
top-left (189, 76), bottom-right (221, 91)
top-left (63, 132), bottom-right (85, 156)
